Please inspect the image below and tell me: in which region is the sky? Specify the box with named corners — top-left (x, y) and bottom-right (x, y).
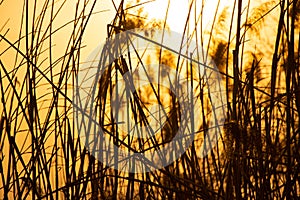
top-left (0, 0), bottom-right (232, 67)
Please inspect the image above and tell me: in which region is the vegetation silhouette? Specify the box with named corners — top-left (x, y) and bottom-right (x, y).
top-left (0, 0), bottom-right (299, 199)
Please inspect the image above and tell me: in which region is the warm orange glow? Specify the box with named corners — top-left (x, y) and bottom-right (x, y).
top-left (142, 0), bottom-right (231, 33)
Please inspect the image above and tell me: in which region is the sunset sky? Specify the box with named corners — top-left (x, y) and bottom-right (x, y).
top-left (0, 0), bottom-right (235, 66)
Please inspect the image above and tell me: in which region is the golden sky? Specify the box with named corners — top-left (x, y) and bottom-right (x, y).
top-left (0, 0), bottom-right (234, 68)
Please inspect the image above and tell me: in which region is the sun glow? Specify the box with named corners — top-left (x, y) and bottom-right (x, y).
top-left (142, 0), bottom-right (230, 33)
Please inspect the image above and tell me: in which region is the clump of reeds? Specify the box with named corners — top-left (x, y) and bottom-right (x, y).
top-left (0, 0), bottom-right (299, 199)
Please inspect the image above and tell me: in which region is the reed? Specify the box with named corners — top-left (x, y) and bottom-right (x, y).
top-left (0, 0), bottom-right (299, 199)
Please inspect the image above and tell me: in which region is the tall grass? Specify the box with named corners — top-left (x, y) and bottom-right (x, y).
top-left (0, 0), bottom-right (299, 199)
